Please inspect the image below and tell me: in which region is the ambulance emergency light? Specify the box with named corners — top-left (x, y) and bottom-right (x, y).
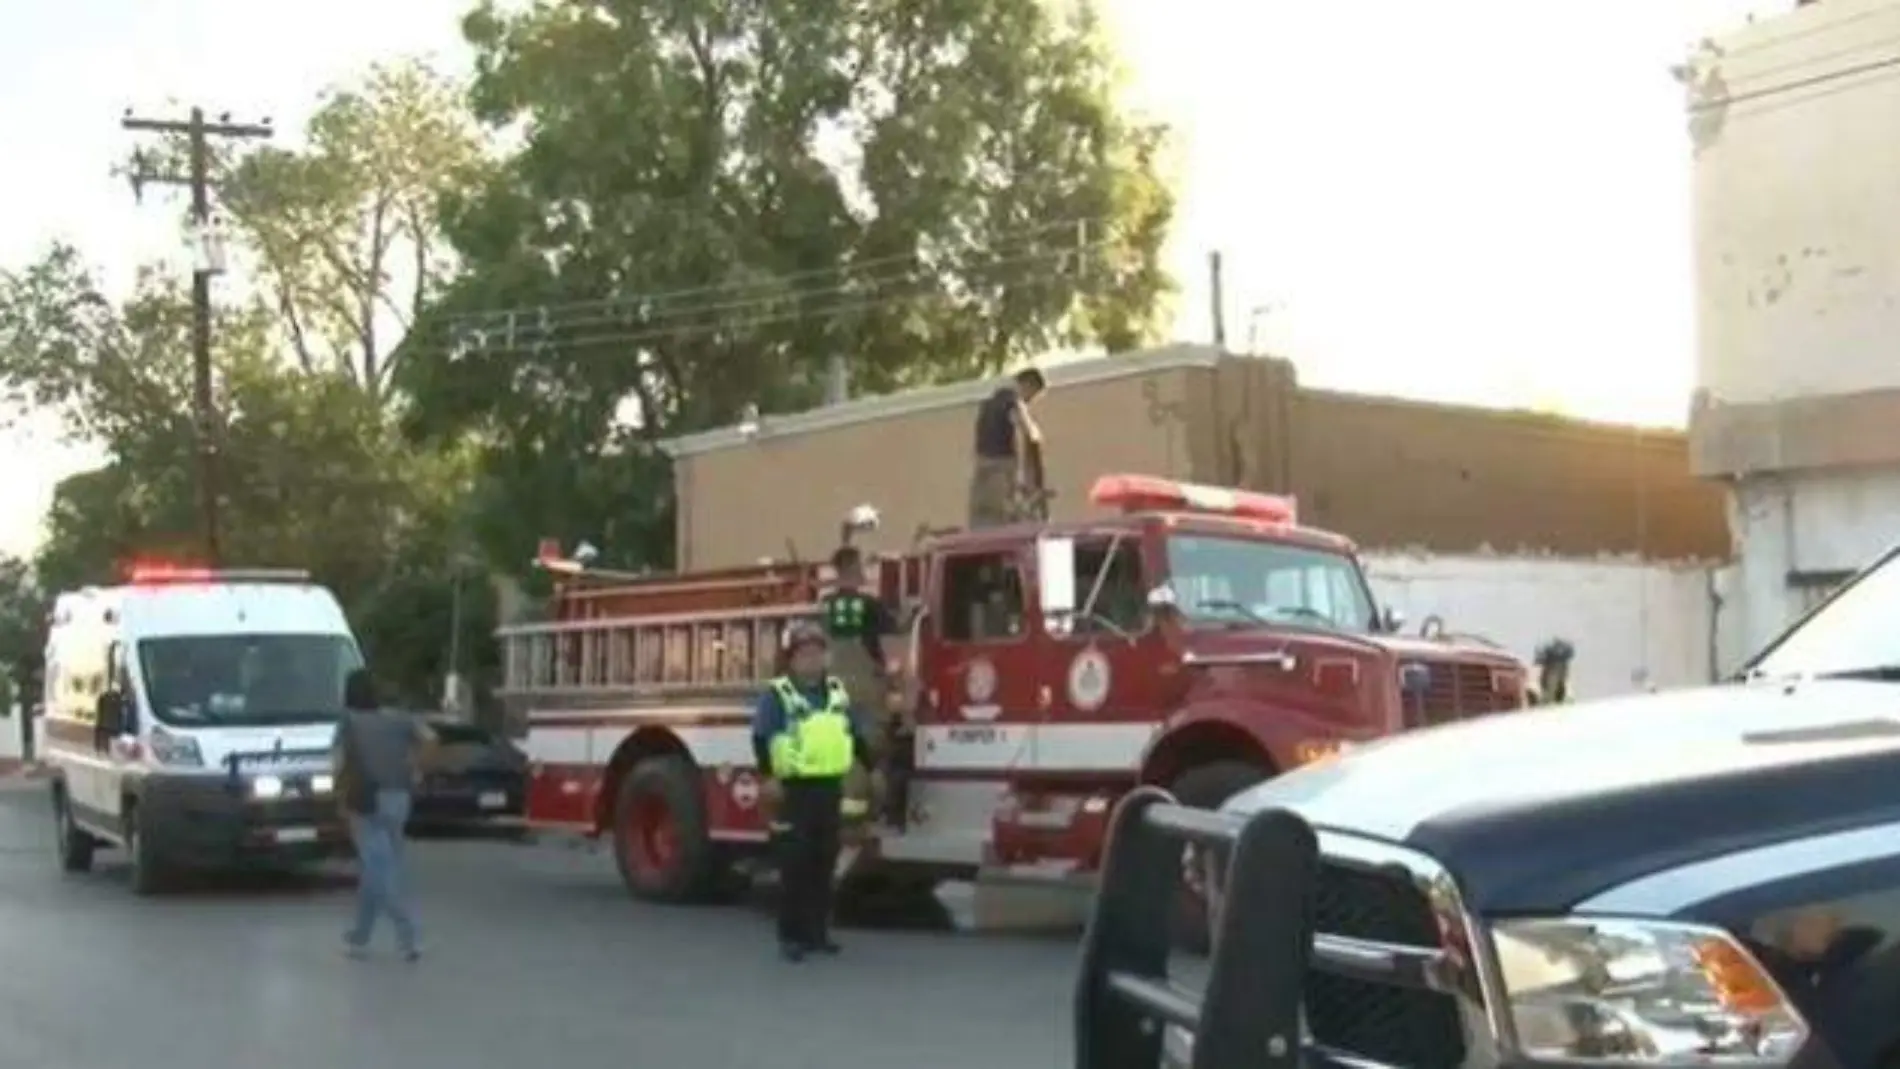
top-left (1088, 474), bottom-right (1298, 524)
top-left (122, 559), bottom-right (312, 585)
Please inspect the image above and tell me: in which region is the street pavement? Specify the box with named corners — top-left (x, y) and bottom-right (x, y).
top-left (0, 783), bottom-right (1085, 1069)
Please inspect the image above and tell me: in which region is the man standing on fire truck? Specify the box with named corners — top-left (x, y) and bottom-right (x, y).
top-left (969, 366), bottom-right (1047, 527)
top-left (821, 545), bottom-right (899, 820)
top-left (753, 623), bottom-right (878, 962)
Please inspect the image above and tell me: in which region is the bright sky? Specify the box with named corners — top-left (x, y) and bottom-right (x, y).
top-left (0, 0), bottom-right (1780, 558)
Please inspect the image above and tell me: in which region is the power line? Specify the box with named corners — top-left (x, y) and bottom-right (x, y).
top-left (446, 215), bottom-right (1105, 330)
top-left (1692, 49), bottom-right (1900, 112)
top-left (451, 228), bottom-right (1114, 342)
top-left (121, 107), bottom-right (273, 567)
top-left (442, 240), bottom-right (1109, 357)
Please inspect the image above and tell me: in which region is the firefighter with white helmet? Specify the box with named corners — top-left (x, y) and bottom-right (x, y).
top-left (751, 621), bottom-right (876, 962)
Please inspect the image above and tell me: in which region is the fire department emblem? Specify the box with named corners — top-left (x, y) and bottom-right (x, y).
top-left (1067, 649), bottom-right (1112, 711)
top-left (731, 772), bottom-right (760, 810)
top-left (966, 657), bottom-right (997, 703)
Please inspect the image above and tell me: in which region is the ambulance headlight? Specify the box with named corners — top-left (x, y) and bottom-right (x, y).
top-left (250, 775), bottom-right (286, 800)
top-left (146, 728), bottom-right (203, 768)
top-left (1492, 917), bottom-right (1808, 1064)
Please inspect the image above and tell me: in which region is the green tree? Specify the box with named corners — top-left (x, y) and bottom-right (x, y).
top-left (1, 245), bottom-right (497, 712)
top-left (0, 553), bottom-right (44, 707)
top-left (400, 0), bottom-right (1176, 570)
top-left (135, 58), bottom-right (487, 402)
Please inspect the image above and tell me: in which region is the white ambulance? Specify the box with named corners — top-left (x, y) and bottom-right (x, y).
top-left (41, 566), bottom-right (365, 894)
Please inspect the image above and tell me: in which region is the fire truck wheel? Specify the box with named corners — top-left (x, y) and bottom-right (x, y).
top-left (612, 755), bottom-right (720, 903)
top-left (1169, 760), bottom-right (1271, 954)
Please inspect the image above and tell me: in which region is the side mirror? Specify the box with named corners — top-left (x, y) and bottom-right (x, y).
top-left (1379, 605), bottom-right (1405, 633)
top-left (1036, 536), bottom-right (1077, 620)
top-left (95, 690), bottom-right (126, 736)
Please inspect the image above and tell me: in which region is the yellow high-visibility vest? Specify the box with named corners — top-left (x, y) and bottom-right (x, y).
top-left (766, 676), bottom-right (855, 780)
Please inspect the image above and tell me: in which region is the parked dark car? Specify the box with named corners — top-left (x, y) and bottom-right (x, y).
top-left (1084, 542), bottom-right (1900, 1069)
top-left (411, 717), bottom-right (527, 831)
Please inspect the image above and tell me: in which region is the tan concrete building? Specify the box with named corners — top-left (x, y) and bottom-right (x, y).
top-left (660, 345), bottom-right (1730, 571)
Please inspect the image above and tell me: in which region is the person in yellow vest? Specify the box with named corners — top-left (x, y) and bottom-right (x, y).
top-left (751, 622), bottom-right (877, 962)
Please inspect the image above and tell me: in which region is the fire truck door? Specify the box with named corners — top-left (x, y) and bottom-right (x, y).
top-left (917, 549), bottom-right (1039, 773)
top-left (1035, 535), bottom-right (1164, 771)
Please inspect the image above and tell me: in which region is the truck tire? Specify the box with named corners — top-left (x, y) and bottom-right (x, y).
top-left (1170, 760), bottom-right (1271, 954)
top-left (51, 782), bottom-right (95, 874)
top-left (611, 755), bottom-right (722, 903)
top-left (124, 799), bottom-right (171, 897)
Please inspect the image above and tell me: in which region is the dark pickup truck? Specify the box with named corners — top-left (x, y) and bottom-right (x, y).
top-left (1077, 543), bottom-right (1900, 1069)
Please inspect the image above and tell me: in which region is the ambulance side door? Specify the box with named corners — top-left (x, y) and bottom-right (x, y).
top-left (96, 640), bottom-right (132, 824)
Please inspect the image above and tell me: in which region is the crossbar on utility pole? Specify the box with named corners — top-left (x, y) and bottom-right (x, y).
top-left (121, 107), bottom-right (273, 567)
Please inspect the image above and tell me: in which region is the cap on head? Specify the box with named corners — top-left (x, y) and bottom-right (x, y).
top-left (783, 622), bottom-right (830, 654)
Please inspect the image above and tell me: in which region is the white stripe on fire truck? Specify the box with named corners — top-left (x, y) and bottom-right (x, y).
top-left (524, 721), bottom-right (1159, 773)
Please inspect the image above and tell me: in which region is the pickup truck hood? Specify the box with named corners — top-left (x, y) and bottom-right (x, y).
top-left (1223, 678), bottom-right (1900, 913)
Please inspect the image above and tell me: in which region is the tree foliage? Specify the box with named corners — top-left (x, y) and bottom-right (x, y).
top-left (398, 0), bottom-right (1177, 569)
top-left (136, 58), bottom-right (486, 401)
top-left (0, 554), bottom-right (42, 706)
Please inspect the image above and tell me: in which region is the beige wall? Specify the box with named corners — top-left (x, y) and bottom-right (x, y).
top-left (676, 364), bottom-right (1204, 569)
top-left (668, 349), bottom-right (1733, 570)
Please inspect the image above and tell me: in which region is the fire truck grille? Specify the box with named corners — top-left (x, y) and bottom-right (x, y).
top-left (1306, 861), bottom-right (1467, 1069)
top-left (1420, 661), bottom-right (1514, 720)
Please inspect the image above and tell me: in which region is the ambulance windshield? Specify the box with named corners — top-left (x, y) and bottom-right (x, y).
top-left (135, 632), bottom-right (363, 726)
top-left (1164, 534), bottom-right (1375, 633)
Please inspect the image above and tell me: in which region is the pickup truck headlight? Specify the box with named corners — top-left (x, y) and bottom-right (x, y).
top-left (1493, 917), bottom-right (1808, 1064)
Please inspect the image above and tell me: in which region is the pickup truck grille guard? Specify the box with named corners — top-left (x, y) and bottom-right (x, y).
top-left (1075, 787), bottom-right (1508, 1069)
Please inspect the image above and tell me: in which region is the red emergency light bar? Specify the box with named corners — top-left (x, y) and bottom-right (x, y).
top-left (1089, 474), bottom-right (1298, 524)
top-left (124, 563), bottom-right (312, 585)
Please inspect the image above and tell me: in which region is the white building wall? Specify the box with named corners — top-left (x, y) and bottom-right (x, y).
top-left (1725, 468), bottom-right (1900, 654)
top-left (1363, 554), bottom-right (1749, 700)
top-left (1690, 0), bottom-right (1900, 652)
top-left (1692, 0), bottom-right (1900, 406)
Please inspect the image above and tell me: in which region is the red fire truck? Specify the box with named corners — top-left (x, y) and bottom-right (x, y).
top-left (502, 473), bottom-right (1525, 928)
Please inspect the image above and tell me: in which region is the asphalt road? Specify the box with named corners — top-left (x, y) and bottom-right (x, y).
top-left (0, 782), bottom-right (1085, 1069)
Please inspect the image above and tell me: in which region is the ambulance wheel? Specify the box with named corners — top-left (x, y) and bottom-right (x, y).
top-left (51, 782), bottom-right (95, 873)
top-left (123, 800), bottom-right (171, 896)
top-left (612, 755), bottom-right (721, 903)
top-left (1169, 760), bottom-right (1271, 954)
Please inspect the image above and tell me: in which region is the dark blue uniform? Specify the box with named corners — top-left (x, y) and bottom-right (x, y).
top-left (751, 677), bottom-right (875, 958)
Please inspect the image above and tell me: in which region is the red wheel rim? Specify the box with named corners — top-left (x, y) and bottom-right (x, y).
top-left (626, 790), bottom-right (678, 878)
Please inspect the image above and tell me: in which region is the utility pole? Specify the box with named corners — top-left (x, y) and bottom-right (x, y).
top-left (1208, 250), bottom-right (1227, 349)
top-left (121, 107), bottom-right (273, 566)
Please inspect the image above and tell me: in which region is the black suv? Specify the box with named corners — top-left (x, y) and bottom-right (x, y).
top-left (1076, 546), bottom-right (1900, 1069)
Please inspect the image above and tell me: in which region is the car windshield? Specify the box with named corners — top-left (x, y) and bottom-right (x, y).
top-left (1164, 534), bottom-right (1375, 632)
top-left (1748, 549), bottom-right (1900, 680)
top-left (136, 632), bottom-right (362, 725)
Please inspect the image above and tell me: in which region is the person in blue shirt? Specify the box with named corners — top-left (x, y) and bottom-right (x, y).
top-left (752, 622), bottom-right (877, 962)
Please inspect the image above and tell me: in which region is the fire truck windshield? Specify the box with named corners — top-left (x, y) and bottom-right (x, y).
top-left (1164, 534), bottom-right (1376, 633)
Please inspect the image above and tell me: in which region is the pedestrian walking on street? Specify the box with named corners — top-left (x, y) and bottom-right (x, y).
top-left (332, 668), bottom-right (436, 962)
top-left (753, 623), bottom-right (876, 962)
